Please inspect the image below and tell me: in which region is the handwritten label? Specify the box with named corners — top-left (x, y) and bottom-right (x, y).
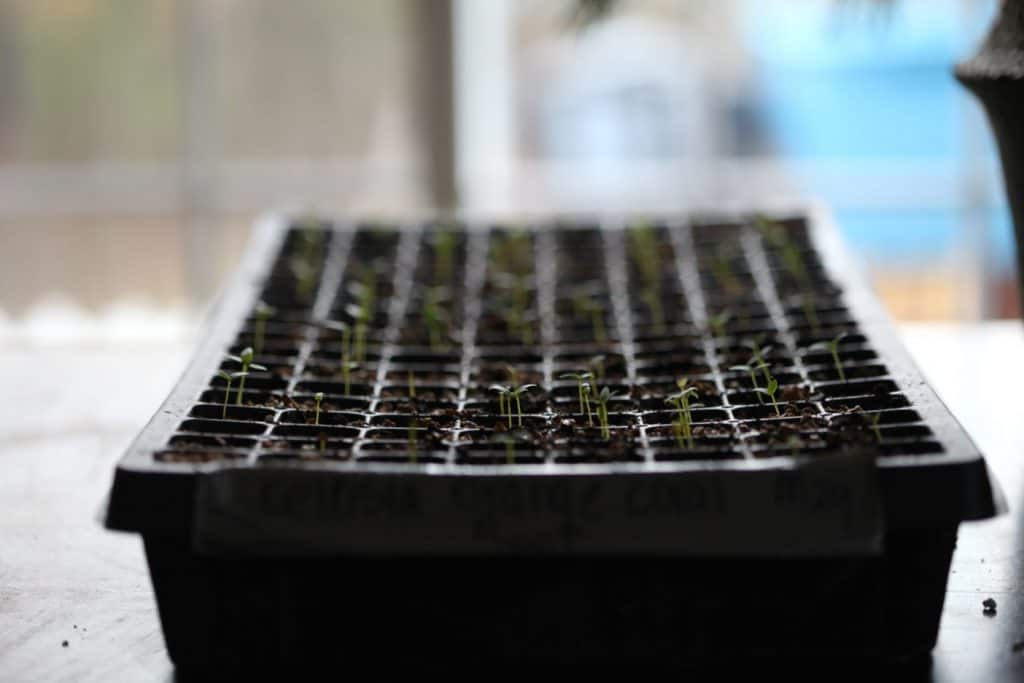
top-left (193, 453), bottom-right (883, 556)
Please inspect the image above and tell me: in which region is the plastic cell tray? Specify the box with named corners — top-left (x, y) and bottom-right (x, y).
top-left (104, 209), bottom-right (1000, 673)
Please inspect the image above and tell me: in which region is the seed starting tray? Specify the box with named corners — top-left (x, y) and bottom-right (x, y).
top-left (106, 209), bottom-right (997, 551)
top-left (104, 209), bottom-right (1000, 668)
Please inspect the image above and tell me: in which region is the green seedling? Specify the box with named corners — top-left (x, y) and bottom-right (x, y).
top-left (559, 372), bottom-right (594, 421)
top-left (216, 370), bottom-right (248, 419)
top-left (423, 287), bottom-right (449, 349)
top-left (508, 384), bottom-right (537, 427)
top-left (289, 256), bottom-right (319, 304)
top-left (797, 293), bottom-right (821, 333)
top-left (780, 241), bottom-right (810, 287)
top-left (708, 309), bottom-right (731, 340)
top-left (511, 276), bottom-right (534, 346)
top-left (313, 392), bottom-right (325, 426)
top-left (665, 378), bottom-right (701, 449)
top-left (753, 214), bottom-right (784, 243)
top-left (589, 354), bottom-right (607, 383)
top-left (408, 417), bottom-right (419, 464)
top-left (354, 310), bottom-right (370, 364)
top-left (709, 250), bottom-right (742, 297)
top-left (641, 286), bottom-right (666, 335)
top-left (253, 300), bottom-right (276, 356)
top-left (594, 387), bottom-right (618, 440)
top-left (628, 223), bottom-right (660, 286)
top-left (322, 320), bottom-right (352, 373)
top-left (408, 371), bottom-right (417, 399)
top-left (572, 292), bottom-right (607, 344)
top-left (489, 229), bottom-right (533, 277)
top-left (581, 382), bottom-right (594, 426)
top-left (490, 385), bottom-right (512, 426)
top-left (493, 272), bottom-right (534, 346)
top-left (869, 412), bottom-right (883, 442)
top-left (729, 362), bottom-right (763, 402)
top-left (348, 265), bottom-right (378, 363)
top-left (810, 332), bottom-right (849, 383)
top-left (341, 361), bottom-right (359, 396)
top-left (755, 215), bottom-right (811, 286)
top-left (433, 227), bottom-right (458, 284)
top-left (227, 347), bottom-right (267, 405)
top-left (754, 375), bottom-right (781, 416)
top-left (493, 430), bottom-right (526, 465)
top-left (742, 337), bottom-right (773, 384)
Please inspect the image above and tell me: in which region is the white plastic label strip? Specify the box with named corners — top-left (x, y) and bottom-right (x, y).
top-left (193, 453), bottom-right (883, 556)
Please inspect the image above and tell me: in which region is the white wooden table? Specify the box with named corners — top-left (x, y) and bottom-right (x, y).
top-left (1, 320), bottom-right (1021, 680)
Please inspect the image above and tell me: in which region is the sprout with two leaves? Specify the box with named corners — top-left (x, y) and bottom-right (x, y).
top-left (809, 332), bottom-right (849, 383)
top-left (741, 336), bottom-right (774, 384)
top-left (489, 383), bottom-right (536, 428)
top-left (729, 358), bottom-right (768, 403)
top-left (253, 300), bottom-right (276, 356)
top-left (226, 347), bottom-right (267, 405)
top-left (593, 387), bottom-right (619, 440)
top-left (754, 375), bottom-right (781, 416)
top-left (707, 308), bottom-right (731, 341)
top-left (665, 378), bottom-right (701, 449)
top-left (559, 371), bottom-right (595, 426)
top-left (215, 370), bottom-right (248, 419)
top-left (572, 291), bottom-right (608, 344)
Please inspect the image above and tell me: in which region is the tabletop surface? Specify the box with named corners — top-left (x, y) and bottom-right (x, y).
top-left (1, 319), bottom-right (1022, 681)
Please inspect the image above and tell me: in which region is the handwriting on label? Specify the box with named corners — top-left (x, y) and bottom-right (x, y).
top-left (193, 453), bottom-right (883, 556)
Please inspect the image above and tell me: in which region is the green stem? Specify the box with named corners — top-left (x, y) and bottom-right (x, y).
top-left (235, 362), bottom-right (249, 405)
top-left (255, 317), bottom-right (266, 356)
top-left (592, 306), bottom-right (607, 343)
top-left (682, 396), bottom-right (693, 448)
top-left (222, 378), bottom-right (233, 419)
top-left (515, 394), bottom-right (523, 427)
top-left (832, 347), bottom-right (847, 383)
top-left (356, 323), bottom-right (368, 366)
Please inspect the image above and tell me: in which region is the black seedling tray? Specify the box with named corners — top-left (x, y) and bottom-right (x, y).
top-left (105, 209), bottom-right (1000, 674)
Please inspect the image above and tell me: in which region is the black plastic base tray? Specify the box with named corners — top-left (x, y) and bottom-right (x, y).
top-left (105, 209), bottom-right (1000, 669)
top-left (146, 525), bottom-right (956, 675)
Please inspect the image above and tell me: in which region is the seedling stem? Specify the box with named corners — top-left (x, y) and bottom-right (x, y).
top-left (313, 392), bottom-right (324, 425)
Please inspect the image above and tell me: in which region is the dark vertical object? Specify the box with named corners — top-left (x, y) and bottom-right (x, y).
top-left (957, 0), bottom-right (1024, 311)
top-left (412, 0), bottom-right (457, 211)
